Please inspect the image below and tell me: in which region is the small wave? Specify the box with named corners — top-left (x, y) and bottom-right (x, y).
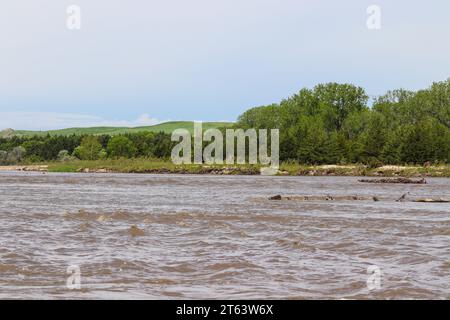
top-left (141, 278), bottom-right (178, 285)
top-left (276, 239), bottom-right (316, 252)
top-left (64, 210), bottom-right (133, 222)
top-left (127, 225), bottom-right (146, 237)
top-left (208, 261), bottom-right (261, 272)
top-left (161, 263), bottom-right (197, 273)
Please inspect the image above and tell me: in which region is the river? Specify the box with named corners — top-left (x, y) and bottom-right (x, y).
top-left (0, 172), bottom-right (449, 299)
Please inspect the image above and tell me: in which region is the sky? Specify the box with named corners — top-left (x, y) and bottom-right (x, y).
top-left (0, 0), bottom-right (449, 130)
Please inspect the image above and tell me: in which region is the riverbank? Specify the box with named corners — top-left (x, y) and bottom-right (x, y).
top-left (0, 165), bottom-right (48, 172)
top-left (1, 160), bottom-right (449, 177)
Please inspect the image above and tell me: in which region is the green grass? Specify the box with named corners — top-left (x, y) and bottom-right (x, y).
top-left (47, 158), bottom-right (261, 175)
top-left (48, 164), bottom-right (79, 173)
top-left (278, 163), bottom-right (450, 177)
top-left (14, 121), bottom-right (234, 137)
top-left (45, 159), bottom-right (450, 177)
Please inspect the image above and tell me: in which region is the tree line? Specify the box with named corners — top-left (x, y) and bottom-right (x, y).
top-left (0, 79), bottom-right (448, 166)
top-left (236, 79), bottom-right (449, 165)
top-left (0, 132), bottom-right (174, 165)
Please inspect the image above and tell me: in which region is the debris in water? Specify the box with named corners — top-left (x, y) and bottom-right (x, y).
top-left (269, 195), bottom-right (379, 201)
top-left (358, 178), bottom-right (427, 184)
top-left (396, 192), bottom-right (410, 202)
top-left (414, 198), bottom-right (450, 203)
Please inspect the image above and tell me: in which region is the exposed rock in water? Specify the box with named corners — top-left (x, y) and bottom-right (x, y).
top-left (269, 195), bottom-right (379, 201)
top-left (358, 178), bottom-right (427, 184)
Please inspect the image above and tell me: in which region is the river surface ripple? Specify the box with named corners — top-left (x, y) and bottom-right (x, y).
top-left (0, 172), bottom-right (449, 299)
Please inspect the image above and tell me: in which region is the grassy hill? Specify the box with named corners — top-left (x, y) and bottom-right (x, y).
top-left (13, 121), bottom-right (234, 136)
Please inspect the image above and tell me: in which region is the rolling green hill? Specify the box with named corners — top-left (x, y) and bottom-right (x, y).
top-left (13, 121), bottom-right (234, 136)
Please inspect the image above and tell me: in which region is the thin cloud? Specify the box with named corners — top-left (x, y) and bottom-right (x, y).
top-left (0, 112), bottom-right (163, 131)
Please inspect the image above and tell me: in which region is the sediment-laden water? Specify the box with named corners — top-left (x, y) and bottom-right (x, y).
top-left (0, 172), bottom-right (449, 299)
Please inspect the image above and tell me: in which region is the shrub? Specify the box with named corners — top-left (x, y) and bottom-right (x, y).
top-left (7, 146), bottom-right (26, 163)
top-left (57, 150), bottom-right (76, 162)
top-left (0, 150), bottom-right (8, 164)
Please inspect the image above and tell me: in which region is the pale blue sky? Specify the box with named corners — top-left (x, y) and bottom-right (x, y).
top-left (0, 0), bottom-right (449, 130)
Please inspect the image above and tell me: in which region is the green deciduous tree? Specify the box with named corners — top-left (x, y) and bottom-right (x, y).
top-left (73, 136), bottom-right (104, 160)
top-left (107, 136), bottom-right (137, 158)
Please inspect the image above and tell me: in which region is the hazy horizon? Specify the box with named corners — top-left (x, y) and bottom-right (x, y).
top-left (6, 118), bottom-right (234, 132)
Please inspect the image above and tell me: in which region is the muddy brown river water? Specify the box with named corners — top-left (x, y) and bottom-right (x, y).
top-left (0, 172), bottom-right (449, 299)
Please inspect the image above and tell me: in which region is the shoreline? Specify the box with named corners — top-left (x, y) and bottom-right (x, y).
top-left (0, 165), bottom-right (48, 172)
top-left (0, 163), bottom-right (449, 177)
